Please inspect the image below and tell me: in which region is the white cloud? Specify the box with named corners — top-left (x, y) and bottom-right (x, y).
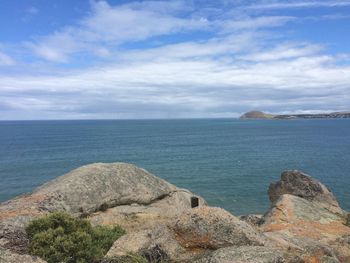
top-left (0, 51), bottom-right (15, 66)
top-left (27, 0), bottom-right (207, 62)
top-left (218, 16), bottom-right (295, 32)
top-left (1, 41), bottom-right (350, 119)
top-left (248, 1), bottom-right (350, 10)
top-left (27, 29), bottom-right (81, 62)
top-left (241, 43), bottom-right (324, 61)
top-left (1, 0), bottom-right (350, 119)
top-left (25, 1), bottom-right (297, 63)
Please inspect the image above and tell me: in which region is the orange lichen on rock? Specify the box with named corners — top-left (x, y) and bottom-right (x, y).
top-left (262, 219), bottom-right (350, 238)
top-left (174, 230), bottom-right (214, 249)
top-left (0, 194), bottom-right (48, 220)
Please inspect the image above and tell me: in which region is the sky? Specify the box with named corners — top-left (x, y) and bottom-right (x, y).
top-left (0, 0), bottom-right (350, 120)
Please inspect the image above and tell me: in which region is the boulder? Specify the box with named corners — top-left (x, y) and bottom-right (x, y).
top-left (262, 171), bottom-right (350, 262)
top-left (268, 170), bottom-right (343, 216)
top-left (173, 206), bottom-right (266, 249)
top-left (31, 162), bottom-right (180, 214)
top-left (193, 246), bottom-right (285, 263)
top-left (107, 207), bottom-right (269, 262)
top-left (0, 163), bottom-right (205, 257)
top-left (263, 194), bottom-right (344, 227)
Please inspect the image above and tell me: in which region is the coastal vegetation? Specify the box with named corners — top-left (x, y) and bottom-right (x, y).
top-left (25, 212), bottom-right (125, 263)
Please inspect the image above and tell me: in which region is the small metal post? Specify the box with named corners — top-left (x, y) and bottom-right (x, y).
top-left (191, 196), bottom-right (199, 208)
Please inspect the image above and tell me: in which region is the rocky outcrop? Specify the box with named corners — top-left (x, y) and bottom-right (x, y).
top-left (106, 207), bottom-right (269, 262)
top-left (32, 162), bottom-right (185, 214)
top-left (1, 164), bottom-right (349, 263)
top-left (268, 170), bottom-right (343, 216)
top-left (0, 163), bottom-right (204, 262)
top-left (173, 207), bottom-right (266, 249)
top-left (262, 171), bottom-right (350, 262)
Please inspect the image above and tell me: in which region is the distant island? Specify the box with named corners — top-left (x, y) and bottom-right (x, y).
top-left (240, 110), bottom-right (350, 119)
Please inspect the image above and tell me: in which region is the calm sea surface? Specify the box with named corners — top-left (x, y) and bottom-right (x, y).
top-left (0, 119), bottom-right (349, 215)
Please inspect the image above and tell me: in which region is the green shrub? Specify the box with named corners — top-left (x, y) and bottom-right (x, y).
top-left (26, 212), bottom-right (125, 263)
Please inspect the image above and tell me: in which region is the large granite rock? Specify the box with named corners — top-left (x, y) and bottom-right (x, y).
top-left (268, 170), bottom-right (343, 216)
top-left (1, 165), bottom-right (349, 263)
top-left (88, 189), bottom-right (204, 232)
top-left (32, 162), bottom-right (182, 214)
top-left (262, 171), bottom-right (350, 262)
top-left (106, 206), bottom-right (268, 262)
top-left (172, 206), bottom-right (266, 249)
top-left (0, 163), bottom-right (204, 260)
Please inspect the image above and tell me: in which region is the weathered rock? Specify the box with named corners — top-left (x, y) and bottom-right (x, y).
top-left (33, 162), bottom-right (181, 214)
top-left (346, 213), bottom-right (350, 227)
top-left (261, 194), bottom-right (350, 262)
top-left (173, 206), bottom-right (266, 249)
top-left (193, 246), bottom-right (285, 263)
top-left (0, 163), bottom-right (205, 257)
top-left (0, 248), bottom-right (46, 263)
top-left (240, 214), bottom-right (263, 226)
top-left (106, 225), bottom-right (198, 262)
top-left (89, 189), bottom-right (205, 232)
top-left (1, 165), bottom-right (349, 263)
top-left (263, 194), bottom-right (344, 227)
top-left (262, 171), bottom-right (350, 262)
top-left (328, 235), bottom-right (350, 263)
top-left (268, 170), bottom-right (343, 216)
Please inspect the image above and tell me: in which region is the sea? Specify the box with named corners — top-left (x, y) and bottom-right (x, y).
top-left (0, 119), bottom-right (349, 215)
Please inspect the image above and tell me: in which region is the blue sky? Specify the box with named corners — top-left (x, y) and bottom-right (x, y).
top-left (0, 0), bottom-right (350, 120)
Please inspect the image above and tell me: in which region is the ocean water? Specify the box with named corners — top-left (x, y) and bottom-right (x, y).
top-left (0, 119), bottom-right (349, 215)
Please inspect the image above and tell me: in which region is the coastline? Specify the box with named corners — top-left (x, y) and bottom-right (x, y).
top-left (1, 163), bottom-right (350, 262)
top-left (240, 110), bottom-right (350, 120)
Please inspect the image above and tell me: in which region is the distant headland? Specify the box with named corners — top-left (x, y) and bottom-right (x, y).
top-left (240, 110), bottom-right (350, 119)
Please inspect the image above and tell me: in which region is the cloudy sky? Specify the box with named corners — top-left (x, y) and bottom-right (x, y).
top-left (0, 0), bottom-right (350, 120)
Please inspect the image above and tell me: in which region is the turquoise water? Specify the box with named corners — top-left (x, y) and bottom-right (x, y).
top-left (0, 119), bottom-right (349, 215)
